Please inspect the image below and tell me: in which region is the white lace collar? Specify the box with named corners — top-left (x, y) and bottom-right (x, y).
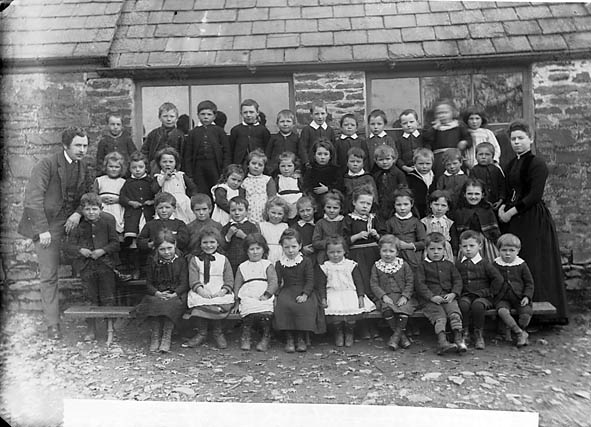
top-left (395, 212), bottom-right (413, 220)
top-left (279, 253), bottom-right (303, 267)
top-left (310, 121), bottom-right (328, 130)
top-left (375, 258), bottom-right (404, 274)
top-left (370, 131), bottom-right (387, 138)
top-left (347, 169), bottom-right (365, 177)
top-left (494, 256), bottom-right (525, 266)
top-left (402, 130), bottom-right (420, 138)
top-left (324, 214), bottom-right (344, 222)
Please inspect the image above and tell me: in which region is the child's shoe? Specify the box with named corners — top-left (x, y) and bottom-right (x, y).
top-left (240, 318), bottom-right (253, 351)
top-left (386, 317), bottom-right (401, 350)
top-left (149, 318), bottom-right (161, 352)
top-left (398, 316), bottom-right (411, 349)
top-left (159, 319), bottom-right (174, 353)
top-left (437, 331), bottom-right (457, 355)
top-left (285, 331), bottom-right (295, 353)
top-left (182, 319), bottom-right (208, 348)
top-left (256, 318), bottom-right (272, 352)
top-left (462, 327), bottom-right (471, 345)
top-left (474, 328), bottom-right (485, 350)
top-left (344, 323), bottom-right (355, 347)
top-left (516, 329), bottom-right (529, 347)
top-left (334, 323), bottom-right (345, 347)
top-left (212, 321), bottom-right (227, 349)
top-left (453, 329), bottom-right (468, 353)
top-left (84, 319), bottom-right (96, 342)
top-left (296, 333), bottom-right (307, 352)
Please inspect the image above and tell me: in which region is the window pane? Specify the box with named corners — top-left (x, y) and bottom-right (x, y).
top-left (241, 82), bottom-right (290, 133)
top-left (421, 75), bottom-right (471, 126)
top-left (370, 78), bottom-right (421, 128)
top-left (472, 72), bottom-right (523, 124)
top-left (141, 86), bottom-right (189, 138)
top-left (190, 85), bottom-right (239, 132)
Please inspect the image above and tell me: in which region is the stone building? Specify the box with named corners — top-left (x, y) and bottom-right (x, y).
top-left (1, 0), bottom-right (590, 308)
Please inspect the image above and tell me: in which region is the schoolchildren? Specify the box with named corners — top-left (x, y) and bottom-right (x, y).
top-left (318, 236), bottom-right (375, 347)
top-left (493, 233), bottom-right (533, 347)
top-left (137, 192), bottom-right (189, 254)
top-left (293, 196), bottom-right (316, 260)
top-left (366, 109), bottom-right (396, 171)
top-left (211, 164), bottom-right (246, 226)
top-left (421, 190), bottom-right (458, 261)
top-left (312, 190), bottom-right (345, 265)
top-left (372, 144), bottom-right (407, 222)
top-left (152, 147), bottom-right (197, 224)
top-left (134, 230), bottom-right (189, 352)
top-left (342, 147), bottom-right (378, 214)
top-left (259, 196), bottom-right (290, 264)
top-left (300, 101), bottom-right (336, 167)
top-left (241, 149), bottom-right (277, 223)
top-left (186, 193), bottom-right (222, 254)
top-left (64, 193), bottom-right (119, 341)
top-left (93, 151), bottom-right (126, 235)
top-left (96, 113), bottom-right (136, 175)
top-left (462, 106), bottom-right (501, 168)
top-left (370, 235), bottom-right (417, 350)
top-left (455, 230), bottom-right (503, 350)
top-left (230, 99), bottom-right (271, 165)
top-left (141, 102), bottom-right (184, 172)
top-left (469, 142), bottom-right (505, 209)
top-left (385, 188), bottom-right (426, 271)
top-left (436, 148), bottom-right (468, 207)
top-left (395, 109), bottom-right (425, 174)
top-left (274, 229), bottom-right (326, 353)
top-left (303, 138), bottom-right (343, 210)
top-left (406, 148), bottom-right (436, 218)
top-left (265, 109), bottom-right (300, 176)
top-left (185, 227), bottom-right (235, 349)
top-left (335, 114), bottom-right (369, 174)
top-left (274, 151), bottom-right (303, 220)
top-left (221, 196), bottom-right (259, 274)
top-left (415, 232), bottom-right (466, 354)
top-left (234, 233), bottom-right (278, 351)
top-left (184, 100), bottom-right (231, 194)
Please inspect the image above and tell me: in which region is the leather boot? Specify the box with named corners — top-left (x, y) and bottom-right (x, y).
top-left (453, 329), bottom-right (468, 353)
top-left (474, 328), bottom-right (485, 350)
top-left (295, 332), bottom-right (307, 352)
top-left (159, 319), bottom-right (174, 353)
top-left (398, 316), bottom-right (411, 349)
top-left (256, 318), bottom-right (272, 352)
top-left (437, 331), bottom-right (457, 355)
top-left (386, 317), bottom-right (401, 350)
top-left (84, 318), bottom-right (96, 342)
top-left (212, 320), bottom-right (227, 349)
top-left (182, 318), bottom-right (208, 348)
top-left (334, 322), bottom-right (345, 347)
top-left (149, 318), bottom-right (161, 352)
top-left (285, 331), bottom-right (295, 353)
top-left (344, 322), bottom-right (355, 347)
top-left (240, 317), bottom-right (253, 351)
top-left (516, 329), bottom-right (529, 347)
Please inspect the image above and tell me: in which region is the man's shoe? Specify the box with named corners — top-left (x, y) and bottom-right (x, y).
top-left (47, 325), bottom-right (62, 340)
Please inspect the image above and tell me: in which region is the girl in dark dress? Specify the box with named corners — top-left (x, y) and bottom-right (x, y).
top-left (303, 138), bottom-right (344, 215)
top-left (498, 120), bottom-right (568, 322)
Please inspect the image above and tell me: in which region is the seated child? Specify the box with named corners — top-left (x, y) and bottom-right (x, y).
top-left (141, 102), bottom-right (184, 173)
top-left (421, 190), bottom-right (458, 261)
top-left (293, 196), bottom-right (316, 260)
top-left (455, 230), bottom-right (503, 350)
top-left (221, 196), bottom-right (259, 274)
top-left (274, 151), bottom-right (303, 220)
top-left (187, 193), bottom-right (222, 254)
top-left (241, 149), bottom-right (277, 223)
top-left (318, 236), bottom-right (376, 348)
top-left (211, 164), bottom-right (246, 226)
top-left (366, 109), bottom-right (396, 172)
top-left (469, 142), bottom-right (505, 210)
top-left (300, 101), bottom-right (336, 167)
top-left (134, 229), bottom-right (189, 352)
top-left (259, 196), bottom-right (290, 264)
top-left (406, 148), bottom-right (436, 218)
top-left (370, 235), bottom-right (417, 350)
top-left (234, 233), bottom-right (278, 351)
top-left (436, 148), bottom-right (468, 208)
top-left (372, 144), bottom-right (407, 222)
top-left (303, 138), bottom-right (344, 211)
top-left (96, 113), bottom-right (136, 175)
top-left (230, 98), bottom-right (271, 165)
top-left (312, 190), bottom-right (345, 265)
top-left (493, 233), bottom-right (533, 347)
top-left (265, 109), bottom-right (300, 176)
top-left (343, 147), bottom-right (378, 214)
top-left (414, 232), bottom-right (466, 354)
top-left (65, 193), bottom-right (120, 341)
top-left (395, 109), bottom-right (425, 174)
top-left (335, 114), bottom-right (370, 174)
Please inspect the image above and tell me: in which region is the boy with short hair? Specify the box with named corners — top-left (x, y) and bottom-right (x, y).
top-left (455, 230), bottom-right (503, 350)
top-left (265, 109), bottom-right (300, 176)
top-left (300, 101), bottom-right (336, 167)
top-left (187, 193), bottom-right (222, 254)
top-left (415, 232), bottom-right (466, 354)
top-left (406, 148), bottom-right (436, 218)
top-left (221, 196), bottom-right (259, 274)
top-left (372, 144), bottom-right (407, 222)
top-left (395, 109), bottom-right (426, 174)
top-left (230, 99), bottom-right (271, 165)
top-left (65, 193), bottom-right (120, 341)
top-left (96, 113), bottom-right (137, 175)
top-left (184, 100), bottom-right (231, 194)
top-left (436, 148), bottom-right (468, 207)
top-left (342, 147), bottom-right (378, 214)
top-left (141, 102), bottom-right (185, 173)
top-left (367, 109), bottom-right (396, 171)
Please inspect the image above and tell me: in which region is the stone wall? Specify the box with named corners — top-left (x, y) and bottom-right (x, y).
top-left (532, 59), bottom-right (591, 292)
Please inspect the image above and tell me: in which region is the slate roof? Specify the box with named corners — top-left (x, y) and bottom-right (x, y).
top-left (2, 0), bottom-right (591, 68)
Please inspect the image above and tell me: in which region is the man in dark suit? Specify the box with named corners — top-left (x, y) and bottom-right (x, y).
top-left (18, 127), bottom-right (92, 340)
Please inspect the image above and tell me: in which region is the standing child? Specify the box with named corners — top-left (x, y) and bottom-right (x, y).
top-left (234, 233), bottom-right (278, 351)
top-left (423, 99), bottom-right (471, 179)
top-left (406, 148), bottom-right (436, 218)
top-left (318, 236), bottom-right (376, 347)
top-left (274, 229), bottom-right (326, 353)
top-left (493, 233), bottom-right (533, 347)
top-left (64, 193), bottom-right (119, 341)
top-left (414, 232), bottom-right (466, 354)
top-left (312, 190), bottom-right (345, 265)
top-left (436, 148), bottom-right (468, 207)
top-left (385, 188), bottom-right (426, 271)
top-left (93, 152), bottom-right (126, 234)
top-left (366, 109), bottom-right (397, 172)
top-left (230, 99), bottom-right (271, 165)
top-left (456, 230), bottom-right (503, 350)
top-left (141, 102), bottom-right (184, 173)
top-left (303, 138), bottom-right (344, 211)
top-left (96, 113), bottom-right (136, 175)
top-left (342, 147), bottom-right (378, 214)
top-left (185, 227), bottom-right (235, 349)
top-left (241, 149), bottom-right (277, 223)
top-left (372, 144), bottom-right (407, 222)
top-left (152, 147), bottom-right (197, 224)
top-left (184, 100), bottom-right (231, 194)
top-left (211, 164), bottom-right (246, 226)
top-left (221, 196), bottom-right (259, 274)
top-left (186, 194), bottom-right (222, 254)
top-left (265, 110), bottom-right (300, 176)
top-left (259, 196), bottom-right (290, 264)
top-left (453, 178), bottom-right (501, 262)
top-left (134, 230), bottom-right (189, 352)
top-left (293, 196), bottom-right (316, 260)
top-left (469, 142), bottom-right (505, 209)
top-left (335, 114), bottom-right (370, 174)
top-left (395, 109), bottom-right (426, 174)
top-left (370, 235), bottom-right (417, 350)
top-left (274, 152), bottom-right (303, 220)
top-left (462, 106), bottom-right (501, 168)
top-left (300, 101), bottom-right (336, 167)
top-left (421, 190), bottom-right (458, 261)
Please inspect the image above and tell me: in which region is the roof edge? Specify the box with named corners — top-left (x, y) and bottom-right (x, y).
top-left (2, 56), bottom-right (110, 74)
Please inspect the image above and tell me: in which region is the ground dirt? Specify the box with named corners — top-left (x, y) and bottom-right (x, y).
top-left (1, 307), bottom-right (590, 427)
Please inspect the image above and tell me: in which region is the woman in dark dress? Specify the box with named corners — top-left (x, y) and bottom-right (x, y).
top-left (498, 120), bottom-right (568, 322)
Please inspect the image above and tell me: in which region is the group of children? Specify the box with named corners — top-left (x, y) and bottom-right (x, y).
top-left (70, 96), bottom-right (535, 355)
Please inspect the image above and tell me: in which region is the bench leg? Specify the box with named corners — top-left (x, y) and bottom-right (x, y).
top-left (106, 318), bottom-right (114, 346)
